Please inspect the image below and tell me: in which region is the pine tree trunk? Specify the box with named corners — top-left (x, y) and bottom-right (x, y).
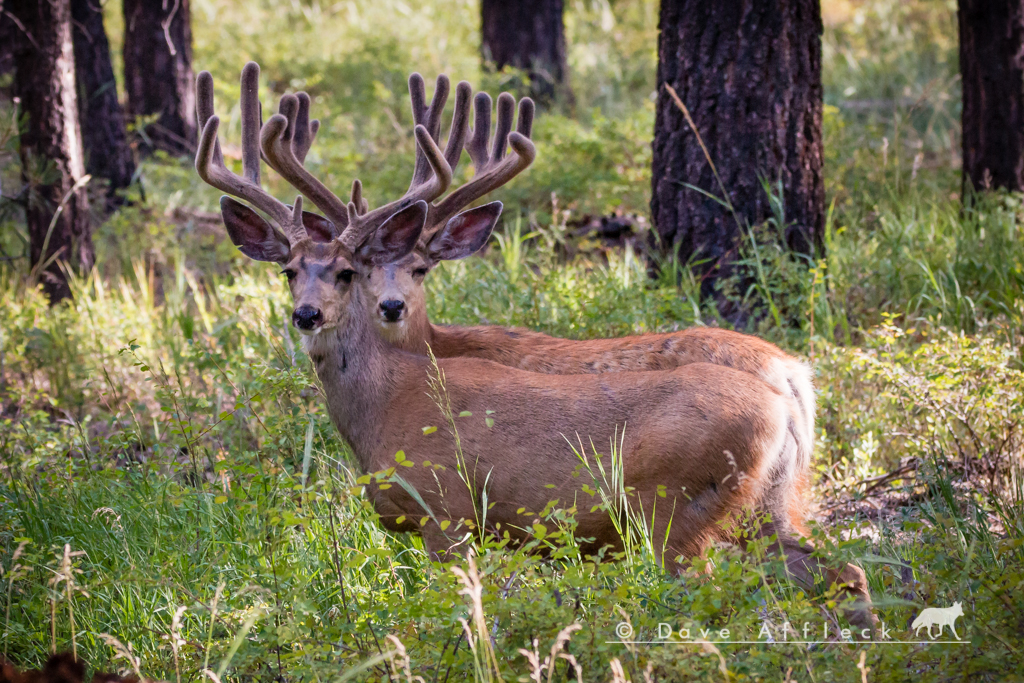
top-left (481, 0), bottom-right (569, 105)
top-left (10, 0), bottom-right (93, 304)
top-left (71, 0), bottom-right (136, 208)
top-left (122, 0), bottom-right (196, 156)
top-left (650, 0), bottom-right (824, 322)
top-left (959, 0), bottom-right (1024, 193)
top-left (0, 11), bottom-right (15, 77)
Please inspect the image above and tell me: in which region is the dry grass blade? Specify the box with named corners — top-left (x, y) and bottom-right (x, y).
top-left (98, 634), bottom-right (144, 680)
top-left (451, 551), bottom-right (503, 682)
top-left (384, 635), bottom-right (425, 683)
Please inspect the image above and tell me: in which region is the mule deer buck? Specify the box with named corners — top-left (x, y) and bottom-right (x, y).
top-left (194, 63), bottom-right (877, 630)
top-left (279, 77), bottom-right (818, 491)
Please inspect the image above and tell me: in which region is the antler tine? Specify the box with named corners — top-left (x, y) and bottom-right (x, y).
top-left (409, 74), bottom-right (450, 189)
top-left (423, 93), bottom-right (537, 240)
top-left (239, 62), bottom-right (262, 184)
top-left (196, 71), bottom-right (223, 166)
top-left (444, 81), bottom-right (474, 174)
top-left (516, 95), bottom-right (535, 138)
top-left (350, 180), bottom-right (368, 216)
top-left (466, 92), bottom-right (492, 170)
top-left (292, 92), bottom-right (321, 164)
top-left (490, 92), bottom-right (515, 163)
top-left (262, 98), bottom-right (350, 230)
top-left (195, 67), bottom-right (305, 244)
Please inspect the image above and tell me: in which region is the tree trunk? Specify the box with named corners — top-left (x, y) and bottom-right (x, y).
top-left (959, 0), bottom-right (1024, 193)
top-left (481, 0), bottom-right (569, 105)
top-left (71, 0), bottom-right (136, 208)
top-left (122, 0), bottom-right (196, 156)
top-left (10, 0), bottom-right (93, 304)
top-left (650, 0), bottom-right (824, 322)
top-left (0, 10), bottom-right (15, 77)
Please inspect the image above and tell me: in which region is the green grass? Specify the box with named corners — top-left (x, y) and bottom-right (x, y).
top-left (2, 0), bottom-right (1024, 680)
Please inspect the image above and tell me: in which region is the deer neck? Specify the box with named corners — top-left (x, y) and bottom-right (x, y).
top-left (302, 293), bottom-right (419, 472)
top-left (401, 304), bottom-right (436, 355)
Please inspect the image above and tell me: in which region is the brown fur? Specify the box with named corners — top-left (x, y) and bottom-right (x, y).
top-left (0, 654), bottom-right (137, 683)
top-left (366, 260), bottom-right (817, 474)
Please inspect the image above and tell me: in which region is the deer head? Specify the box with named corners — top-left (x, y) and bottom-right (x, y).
top-left (364, 89), bottom-right (536, 346)
top-left (216, 197), bottom-right (427, 334)
top-left (195, 63), bottom-right (535, 339)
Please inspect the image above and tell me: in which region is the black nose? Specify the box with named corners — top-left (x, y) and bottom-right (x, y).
top-left (292, 305), bottom-right (323, 330)
top-left (379, 299), bottom-right (405, 323)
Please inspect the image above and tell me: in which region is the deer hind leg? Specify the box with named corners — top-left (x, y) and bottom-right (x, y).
top-left (654, 483), bottom-right (749, 575)
top-left (419, 520), bottom-right (473, 563)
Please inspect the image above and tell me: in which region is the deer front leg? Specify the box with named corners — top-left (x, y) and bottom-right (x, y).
top-left (419, 520), bottom-right (471, 563)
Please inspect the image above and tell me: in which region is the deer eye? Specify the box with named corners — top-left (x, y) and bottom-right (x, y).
top-left (412, 267), bottom-right (429, 278)
top-left (281, 269), bottom-right (297, 281)
top-left (337, 269), bottom-right (355, 284)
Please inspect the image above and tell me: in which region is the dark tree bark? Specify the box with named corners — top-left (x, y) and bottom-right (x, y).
top-left (481, 0), bottom-right (569, 105)
top-left (959, 0), bottom-right (1024, 193)
top-left (651, 1), bottom-right (824, 321)
top-left (10, 0), bottom-right (93, 303)
top-left (0, 9), bottom-right (15, 77)
top-left (71, 0), bottom-right (136, 208)
top-left (122, 0), bottom-right (196, 156)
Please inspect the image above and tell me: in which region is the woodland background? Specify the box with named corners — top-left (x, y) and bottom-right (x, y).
top-left (1, 0), bottom-right (1024, 681)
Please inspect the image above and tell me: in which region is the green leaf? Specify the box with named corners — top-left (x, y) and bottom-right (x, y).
top-left (458, 410), bottom-right (472, 417)
top-left (422, 425), bottom-right (438, 435)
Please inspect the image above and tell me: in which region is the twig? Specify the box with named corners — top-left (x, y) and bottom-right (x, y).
top-left (2, 10), bottom-right (40, 50)
top-left (161, 0), bottom-right (181, 56)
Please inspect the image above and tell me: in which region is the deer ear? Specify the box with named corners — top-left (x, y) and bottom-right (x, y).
top-left (356, 201), bottom-right (427, 267)
top-left (220, 196), bottom-right (291, 263)
top-left (426, 201), bottom-right (502, 262)
top-left (300, 210), bottom-right (338, 242)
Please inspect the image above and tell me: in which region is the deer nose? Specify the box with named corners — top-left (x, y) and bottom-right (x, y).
top-left (292, 305), bottom-right (323, 330)
top-left (379, 299), bottom-right (405, 322)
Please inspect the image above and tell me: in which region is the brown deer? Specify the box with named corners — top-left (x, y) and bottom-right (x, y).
top-left (194, 64), bottom-right (876, 630)
top-left (267, 76), bottom-right (818, 498)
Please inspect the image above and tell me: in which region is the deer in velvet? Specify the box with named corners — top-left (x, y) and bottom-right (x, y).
top-left (193, 63), bottom-right (876, 630)
top-left (283, 80), bottom-right (818, 496)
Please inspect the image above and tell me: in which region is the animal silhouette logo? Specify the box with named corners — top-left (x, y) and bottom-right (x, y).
top-left (911, 601), bottom-right (965, 640)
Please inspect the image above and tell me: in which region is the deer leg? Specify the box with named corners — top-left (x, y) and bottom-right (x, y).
top-left (654, 492), bottom-right (728, 575)
top-left (419, 521), bottom-right (471, 562)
